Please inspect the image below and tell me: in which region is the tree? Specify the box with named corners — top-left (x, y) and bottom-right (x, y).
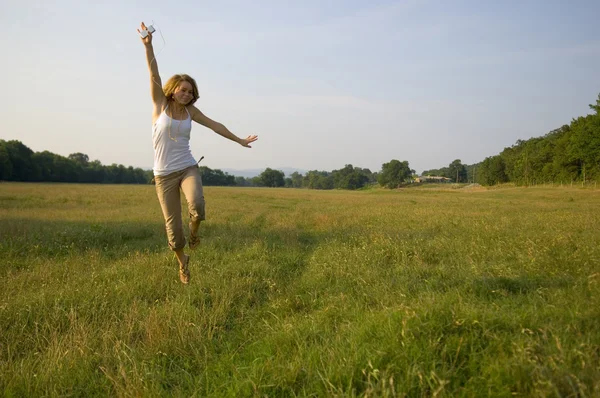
top-left (303, 170), bottom-right (333, 189)
top-left (200, 166), bottom-right (236, 186)
top-left (290, 171), bottom-right (303, 188)
top-left (235, 176), bottom-right (252, 186)
top-left (422, 166), bottom-right (449, 178)
top-left (358, 168), bottom-right (377, 184)
top-left (448, 159), bottom-right (467, 183)
top-left (590, 93), bottom-right (600, 114)
top-left (68, 153), bottom-right (89, 167)
top-left (315, 175), bottom-right (334, 189)
top-left (260, 168), bottom-right (285, 187)
top-left (569, 113), bottom-right (600, 183)
top-left (0, 142), bottom-right (12, 180)
top-left (32, 151), bottom-right (60, 181)
top-left (479, 155), bottom-right (508, 185)
top-left (251, 176), bottom-right (263, 187)
top-left (331, 164), bottom-right (369, 190)
top-left (378, 159), bottom-right (412, 188)
top-left (3, 140), bottom-right (38, 181)
top-left (86, 160), bottom-right (106, 183)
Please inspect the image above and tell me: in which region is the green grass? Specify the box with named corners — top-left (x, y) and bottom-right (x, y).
top-left (1, 182), bottom-right (599, 397)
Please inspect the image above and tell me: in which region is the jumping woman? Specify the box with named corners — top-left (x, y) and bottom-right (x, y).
top-left (138, 22), bottom-right (258, 284)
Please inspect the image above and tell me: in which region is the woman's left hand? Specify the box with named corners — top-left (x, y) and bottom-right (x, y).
top-left (137, 22), bottom-right (153, 46)
top-left (239, 135), bottom-right (258, 148)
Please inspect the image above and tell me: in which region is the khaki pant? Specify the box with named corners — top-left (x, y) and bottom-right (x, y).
top-left (154, 165), bottom-right (205, 251)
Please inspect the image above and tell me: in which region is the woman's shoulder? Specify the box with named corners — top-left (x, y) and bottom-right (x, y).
top-left (152, 100), bottom-right (169, 124)
top-left (186, 104), bottom-right (201, 119)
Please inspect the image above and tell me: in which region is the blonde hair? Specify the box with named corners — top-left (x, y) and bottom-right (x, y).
top-left (163, 74), bottom-right (199, 105)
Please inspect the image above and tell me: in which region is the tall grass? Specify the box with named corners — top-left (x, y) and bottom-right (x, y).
top-left (1, 183), bottom-right (599, 396)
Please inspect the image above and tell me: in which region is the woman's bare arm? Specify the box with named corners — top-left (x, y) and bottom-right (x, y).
top-left (188, 106), bottom-right (258, 148)
top-left (138, 22), bottom-right (166, 121)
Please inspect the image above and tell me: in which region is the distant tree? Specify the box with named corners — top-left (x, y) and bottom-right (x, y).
top-left (303, 170), bottom-right (333, 189)
top-left (68, 153), bottom-right (89, 167)
top-left (479, 155), bottom-right (508, 185)
top-left (235, 176), bottom-right (253, 186)
top-left (466, 163), bottom-right (480, 183)
top-left (303, 170), bottom-right (321, 189)
top-left (3, 140), bottom-right (37, 181)
top-left (421, 166), bottom-right (450, 178)
top-left (260, 168), bottom-right (285, 187)
top-left (0, 142), bottom-right (12, 180)
top-left (290, 171), bottom-right (303, 188)
top-left (358, 168), bottom-right (377, 184)
top-left (200, 166), bottom-right (236, 186)
top-left (87, 160), bottom-right (106, 183)
top-left (332, 164), bottom-right (370, 190)
top-left (448, 159), bottom-right (468, 183)
top-left (251, 176), bottom-right (263, 187)
top-left (124, 166), bottom-right (136, 183)
top-left (378, 159), bottom-right (412, 188)
top-left (316, 175), bottom-right (334, 189)
top-left (104, 164), bottom-right (118, 183)
top-left (32, 151), bottom-right (60, 181)
top-left (132, 167), bottom-right (148, 184)
top-left (568, 97), bottom-right (600, 182)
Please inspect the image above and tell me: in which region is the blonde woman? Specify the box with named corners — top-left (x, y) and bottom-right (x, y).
top-left (139, 22), bottom-right (258, 284)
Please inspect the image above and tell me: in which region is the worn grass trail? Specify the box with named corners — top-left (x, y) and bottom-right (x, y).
top-left (1, 183), bottom-right (599, 396)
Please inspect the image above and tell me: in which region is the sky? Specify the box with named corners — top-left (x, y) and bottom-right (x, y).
top-left (1, 0), bottom-right (599, 174)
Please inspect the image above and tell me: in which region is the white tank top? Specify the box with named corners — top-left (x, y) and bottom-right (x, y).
top-left (152, 105), bottom-right (197, 176)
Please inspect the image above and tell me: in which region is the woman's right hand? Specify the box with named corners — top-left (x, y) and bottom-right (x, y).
top-left (137, 22), bottom-right (153, 46)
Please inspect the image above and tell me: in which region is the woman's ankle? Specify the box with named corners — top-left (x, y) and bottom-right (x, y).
top-left (175, 250), bottom-right (187, 266)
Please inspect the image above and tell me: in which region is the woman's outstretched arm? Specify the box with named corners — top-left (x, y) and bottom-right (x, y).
top-left (138, 22), bottom-right (166, 120)
top-left (188, 106), bottom-right (258, 148)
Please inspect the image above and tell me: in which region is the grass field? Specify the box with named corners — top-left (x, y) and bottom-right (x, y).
top-left (1, 182), bottom-right (599, 397)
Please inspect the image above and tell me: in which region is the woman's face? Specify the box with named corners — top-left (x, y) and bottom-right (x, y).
top-left (173, 81), bottom-right (194, 105)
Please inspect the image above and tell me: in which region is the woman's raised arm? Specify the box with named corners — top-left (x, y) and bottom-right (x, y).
top-left (138, 22), bottom-right (166, 120)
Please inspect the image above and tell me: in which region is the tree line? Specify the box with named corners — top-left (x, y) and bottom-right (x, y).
top-left (420, 94), bottom-right (600, 186)
top-left (0, 139), bottom-right (416, 189)
top-left (236, 160), bottom-right (415, 190)
top-left (0, 141), bottom-right (151, 184)
top-left (2, 93), bottom-right (598, 188)
top-left (474, 94), bottom-right (600, 186)
top-left (0, 140), bottom-right (242, 186)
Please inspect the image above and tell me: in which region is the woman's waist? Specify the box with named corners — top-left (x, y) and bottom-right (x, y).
top-left (153, 157), bottom-right (197, 175)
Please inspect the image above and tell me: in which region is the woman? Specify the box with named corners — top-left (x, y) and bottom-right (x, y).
top-left (139, 22), bottom-right (258, 284)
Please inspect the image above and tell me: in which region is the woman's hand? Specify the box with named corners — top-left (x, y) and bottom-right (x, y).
top-left (137, 22), bottom-right (153, 46)
top-left (239, 135), bottom-right (259, 148)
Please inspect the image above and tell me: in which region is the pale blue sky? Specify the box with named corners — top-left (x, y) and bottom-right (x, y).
top-left (1, 0), bottom-right (599, 174)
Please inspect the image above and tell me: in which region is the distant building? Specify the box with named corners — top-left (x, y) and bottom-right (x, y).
top-left (415, 175), bottom-right (452, 183)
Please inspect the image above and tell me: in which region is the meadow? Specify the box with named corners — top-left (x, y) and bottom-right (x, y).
top-left (0, 182), bottom-right (599, 397)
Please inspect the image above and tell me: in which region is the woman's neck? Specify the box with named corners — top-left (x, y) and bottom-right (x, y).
top-left (170, 100), bottom-right (186, 113)
top-left (168, 100), bottom-right (188, 119)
